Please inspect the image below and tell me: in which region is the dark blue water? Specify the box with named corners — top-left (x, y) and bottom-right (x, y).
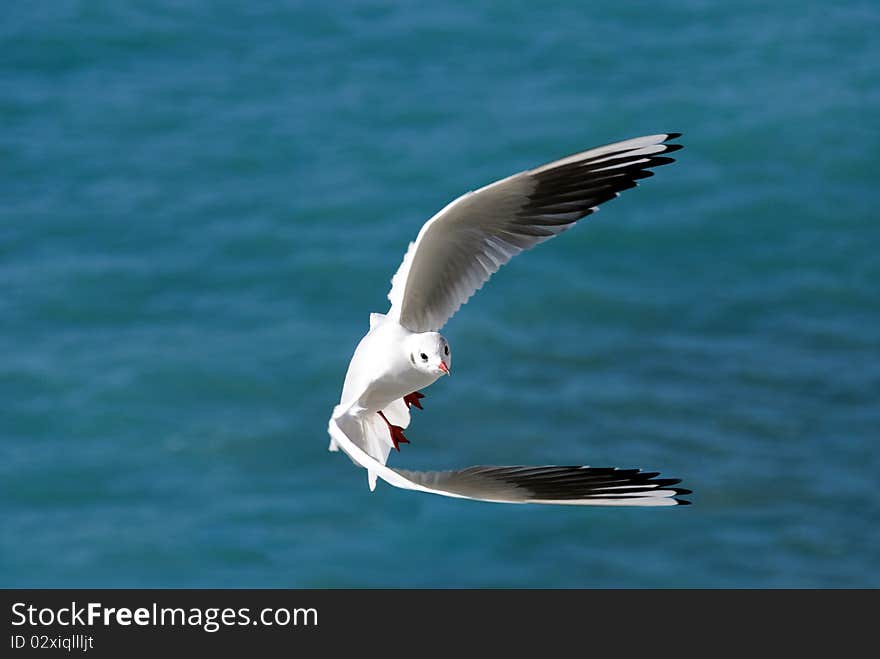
top-left (3, 1), bottom-right (878, 587)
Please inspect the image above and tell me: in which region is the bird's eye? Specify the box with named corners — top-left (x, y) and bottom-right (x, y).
top-left (444, 345), bottom-right (449, 356)
top-left (420, 353), bottom-right (428, 361)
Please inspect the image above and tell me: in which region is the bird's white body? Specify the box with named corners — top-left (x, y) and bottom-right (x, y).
top-left (331, 312), bottom-right (450, 489)
top-left (327, 133), bottom-right (692, 506)
top-left (337, 316), bottom-right (441, 418)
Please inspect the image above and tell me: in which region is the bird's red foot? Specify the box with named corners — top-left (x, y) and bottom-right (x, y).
top-left (377, 410), bottom-right (410, 451)
top-left (404, 391), bottom-right (425, 410)
top-left (388, 425), bottom-right (410, 451)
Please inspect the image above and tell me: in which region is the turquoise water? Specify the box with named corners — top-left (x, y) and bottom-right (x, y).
top-left (3, 1), bottom-right (879, 587)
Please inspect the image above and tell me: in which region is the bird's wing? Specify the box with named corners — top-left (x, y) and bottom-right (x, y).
top-left (328, 416), bottom-right (690, 506)
top-left (387, 133), bottom-right (682, 332)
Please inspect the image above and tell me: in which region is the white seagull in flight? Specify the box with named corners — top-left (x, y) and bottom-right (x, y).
top-left (327, 133), bottom-right (691, 506)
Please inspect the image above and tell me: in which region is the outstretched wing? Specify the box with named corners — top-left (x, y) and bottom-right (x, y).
top-left (386, 133), bottom-right (682, 333)
top-left (328, 417), bottom-right (691, 506)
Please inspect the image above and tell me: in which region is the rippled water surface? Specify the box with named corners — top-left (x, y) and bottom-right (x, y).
top-left (2, 1), bottom-right (879, 587)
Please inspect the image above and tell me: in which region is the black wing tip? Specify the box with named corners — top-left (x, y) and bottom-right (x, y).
top-left (487, 465), bottom-right (693, 503)
top-left (649, 155), bottom-right (678, 167)
top-left (672, 486), bottom-right (693, 505)
top-left (662, 132), bottom-right (683, 154)
top-left (650, 478), bottom-right (682, 488)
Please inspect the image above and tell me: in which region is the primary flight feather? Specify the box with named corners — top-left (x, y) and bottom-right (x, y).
top-left (327, 133), bottom-right (691, 506)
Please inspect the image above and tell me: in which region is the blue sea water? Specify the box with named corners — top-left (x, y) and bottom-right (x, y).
top-left (2, 0), bottom-right (879, 588)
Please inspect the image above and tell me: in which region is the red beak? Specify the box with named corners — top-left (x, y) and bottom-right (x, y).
top-left (439, 360), bottom-right (450, 376)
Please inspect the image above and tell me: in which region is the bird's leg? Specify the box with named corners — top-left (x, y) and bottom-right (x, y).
top-left (403, 391), bottom-right (425, 410)
top-left (377, 410), bottom-right (410, 451)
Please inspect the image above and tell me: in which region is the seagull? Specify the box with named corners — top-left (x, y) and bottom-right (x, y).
top-left (327, 133), bottom-right (691, 506)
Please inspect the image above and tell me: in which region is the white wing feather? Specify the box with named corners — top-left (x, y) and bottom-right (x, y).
top-left (387, 133), bottom-right (682, 332)
top-left (328, 416), bottom-right (690, 506)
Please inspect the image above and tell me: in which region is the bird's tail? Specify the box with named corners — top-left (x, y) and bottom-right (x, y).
top-left (330, 398), bottom-right (411, 491)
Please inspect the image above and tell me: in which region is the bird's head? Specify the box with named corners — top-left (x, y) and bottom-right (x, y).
top-left (406, 332), bottom-right (451, 377)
